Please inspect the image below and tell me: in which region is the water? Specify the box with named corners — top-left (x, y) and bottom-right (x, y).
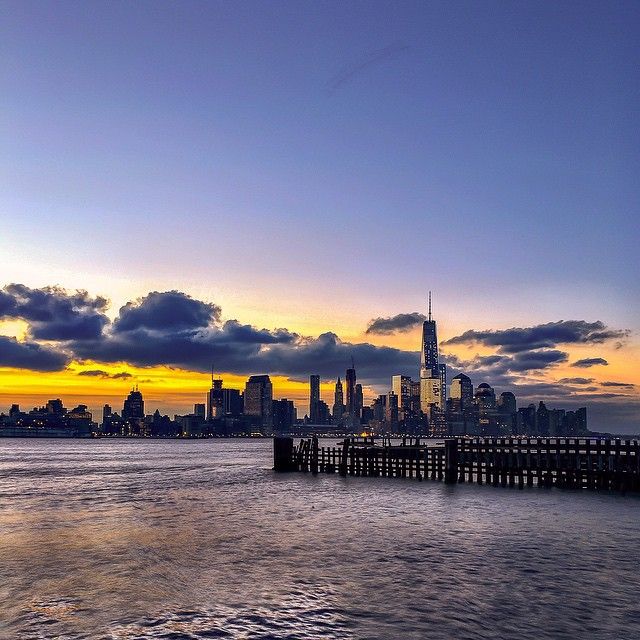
top-left (0, 439), bottom-right (639, 640)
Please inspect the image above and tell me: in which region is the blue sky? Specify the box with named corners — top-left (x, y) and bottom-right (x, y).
top-left (1, 1), bottom-right (639, 430)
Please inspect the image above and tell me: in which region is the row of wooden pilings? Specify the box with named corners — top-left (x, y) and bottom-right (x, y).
top-left (273, 436), bottom-right (640, 492)
top-left (274, 436), bottom-right (457, 484)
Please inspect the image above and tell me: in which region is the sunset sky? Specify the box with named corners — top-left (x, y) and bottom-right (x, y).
top-left (1, 1), bottom-right (638, 432)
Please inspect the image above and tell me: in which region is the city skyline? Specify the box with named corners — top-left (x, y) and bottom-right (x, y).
top-left (0, 283), bottom-right (637, 433)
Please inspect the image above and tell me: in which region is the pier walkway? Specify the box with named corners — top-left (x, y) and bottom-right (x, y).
top-left (273, 436), bottom-right (640, 492)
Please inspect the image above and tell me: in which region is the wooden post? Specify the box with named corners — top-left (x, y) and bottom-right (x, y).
top-left (339, 438), bottom-right (349, 477)
top-left (311, 436), bottom-right (319, 475)
top-left (273, 437), bottom-right (295, 472)
top-left (445, 439), bottom-right (458, 484)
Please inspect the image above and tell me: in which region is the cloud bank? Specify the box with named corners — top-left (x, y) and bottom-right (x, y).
top-left (571, 357), bottom-right (609, 368)
top-left (442, 320), bottom-right (629, 353)
top-left (366, 312), bottom-right (426, 335)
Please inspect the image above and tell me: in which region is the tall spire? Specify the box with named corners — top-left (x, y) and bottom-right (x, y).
top-left (211, 363), bottom-right (214, 387)
top-left (428, 290), bottom-right (432, 322)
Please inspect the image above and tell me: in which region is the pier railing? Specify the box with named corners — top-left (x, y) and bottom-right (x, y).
top-left (274, 436), bottom-right (640, 492)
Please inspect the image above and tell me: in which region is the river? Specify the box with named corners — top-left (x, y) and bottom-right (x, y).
top-left (0, 438), bottom-right (638, 639)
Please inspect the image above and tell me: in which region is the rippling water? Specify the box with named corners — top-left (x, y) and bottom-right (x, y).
top-left (0, 438), bottom-right (639, 639)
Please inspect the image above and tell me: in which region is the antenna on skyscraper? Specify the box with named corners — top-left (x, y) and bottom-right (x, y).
top-left (211, 363), bottom-right (215, 387)
top-left (428, 290), bottom-right (432, 322)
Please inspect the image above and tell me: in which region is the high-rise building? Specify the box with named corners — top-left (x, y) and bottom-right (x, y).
top-left (474, 383), bottom-right (496, 412)
top-left (272, 398), bottom-right (296, 433)
top-left (355, 383), bottom-right (363, 419)
top-left (497, 391), bottom-right (516, 415)
top-left (497, 391), bottom-right (517, 435)
top-left (194, 403), bottom-right (206, 419)
top-left (420, 292), bottom-right (439, 379)
top-left (391, 375), bottom-right (413, 411)
top-left (385, 392), bottom-right (399, 431)
top-left (345, 363), bottom-right (357, 418)
top-left (450, 373), bottom-right (473, 410)
top-left (244, 375), bottom-right (273, 428)
top-left (536, 401), bottom-right (550, 436)
top-left (548, 408), bottom-right (565, 436)
top-left (221, 388), bottom-right (243, 416)
top-left (474, 383), bottom-right (498, 436)
top-left (123, 387), bottom-right (144, 421)
top-left (46, 399), bottom-right (65, 415)
top-left (419, 292), bottom-right (443, 413)
top-left (372, 394), bottom-right (387, 422)
top-left (438, 364), bottom-right (447, 409)
top-left (309, 374), bottom-right (320, 423)
top-left (207, 373), bottom-right (224, 420)
top-left (516, 404), bottom-right (537, 435)
top-left (410, 380), bottom-right (421, 414)
top-left (332, 377), bottom-right (344, 420)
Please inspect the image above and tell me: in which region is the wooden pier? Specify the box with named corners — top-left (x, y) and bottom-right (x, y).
top-left (273, 436), bottom-right (640, 492)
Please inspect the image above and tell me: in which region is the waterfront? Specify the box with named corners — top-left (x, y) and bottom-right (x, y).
top-left (1, 439), bottom-right (639, 639)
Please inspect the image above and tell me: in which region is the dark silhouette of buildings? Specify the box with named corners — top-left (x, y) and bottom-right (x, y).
top-left (309, 375), bottom-right (320, 423)
top-left (345, 364), bottom-right (357, 420)
top-left (332, 377), bottom-right (344, 422)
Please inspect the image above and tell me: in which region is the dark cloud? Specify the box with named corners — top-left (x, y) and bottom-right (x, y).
top-left (77, 369), bottom-right (110, 377)
top-left (441, 349), bottom-right (567, 377)
top-left (601, 381), bottom-right (635, 389)
top-left (443, 320), bottom-right (629, 354)
top-left (59, 291), bottom-right (417, 383)
top-left (114, 291), bottom-right (220, 333)
top-left (572, 357), bottom-right (609, 368)
top-left (0, 335), bottom-right (69, 371)
top-left (366, 312), bottom-right (426, 335)
top-left (71, 326), bottom-right (419, 385)
top-left (77, 369), bottom-right (132, 379)
top-left (557, 377), bottom-right (595, 385)
top-left (511, 349), bottom-right (568, 370)
top-left (220, 320), bottom-right (297, 344)
top-left (251, 332), bottom-right (418, 382)
top-left (0, 284), bottom-right (109, 341)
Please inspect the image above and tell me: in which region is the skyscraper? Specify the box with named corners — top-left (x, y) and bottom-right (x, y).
top-left (438, 363), bottom-right (447, 409)
top-left (419, 292), bottom-right (442, 413)
top-left (309, 374), bottom-right (320, 423)
top-left (244, 375), bottom-right (273, 428)
top-left (391, 375), bottom-right (412, 411)
top-left (332, 377), bottom-right (344, 421)
top-left (194, 403), bottom-right (206, 419)
top-left (122, 387), bottom-right (144, 421)
top-left (355, 383), bottom-right (363, 419)
top-left (420, 292), bottom-right (439, 379)
top-left (450, 373), bottom-right (473, 410)
top-left (207, 370), bottom-right (224, 420)
top-left (345, 362), bottom-right (356, 418)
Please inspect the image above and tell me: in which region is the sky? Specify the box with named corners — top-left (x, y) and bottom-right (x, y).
top-left (1, 1), bottom-right (639, 432)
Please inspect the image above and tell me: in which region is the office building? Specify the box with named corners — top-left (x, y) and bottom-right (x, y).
top-left (392, 375), bottom-right (413, 411)
top-left (309, 374), bottom-right (321, 423)
top-left (332, 377), bottom-right (344, 421)
top-left (345, 364), bottom-right (357, 418)
top-left (244, 375), bottom-right (273, 428)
